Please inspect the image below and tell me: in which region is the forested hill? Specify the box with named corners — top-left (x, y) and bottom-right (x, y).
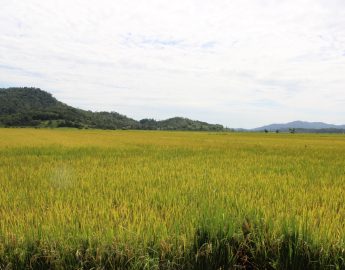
top-left (0, 87), bottom-right (224, 131)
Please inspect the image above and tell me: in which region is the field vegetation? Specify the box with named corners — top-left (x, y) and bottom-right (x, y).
top-left (0, 129), bottom-right (344, 269)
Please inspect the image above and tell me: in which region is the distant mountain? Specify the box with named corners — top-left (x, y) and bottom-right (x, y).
top-left (0, 87), bottom-right (224, 131)
top-left (253, 121), bottom-right (345, 131)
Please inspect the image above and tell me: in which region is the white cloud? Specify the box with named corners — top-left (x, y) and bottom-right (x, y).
top-left (0, 0), bottom-right (344, 128)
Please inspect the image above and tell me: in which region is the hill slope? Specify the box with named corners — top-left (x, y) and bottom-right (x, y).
top-left (139, 117), bottom-right (223, 131)
top-left (0, 87), bottom-right (224, 131)
top-left (0, 87), bottom-right (140, 129)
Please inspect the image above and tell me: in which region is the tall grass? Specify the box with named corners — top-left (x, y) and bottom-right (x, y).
top-left (0, 129), bottom-right (344, 269)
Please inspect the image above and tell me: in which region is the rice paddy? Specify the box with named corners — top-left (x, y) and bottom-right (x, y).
top-left (0, 128), bottom-right (344, 269)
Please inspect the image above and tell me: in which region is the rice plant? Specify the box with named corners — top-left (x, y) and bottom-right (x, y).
top-left (0, 129), bottom-right (344, 269)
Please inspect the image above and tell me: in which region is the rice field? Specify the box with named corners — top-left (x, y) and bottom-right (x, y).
top-left (0, 128), bottom-right (344, 269)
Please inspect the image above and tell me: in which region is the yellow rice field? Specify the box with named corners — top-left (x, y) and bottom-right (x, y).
top-left (0, 128), bottom-right (344, 269)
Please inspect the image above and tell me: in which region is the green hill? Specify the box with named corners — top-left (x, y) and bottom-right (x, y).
top-left (140, 117), bottom-right (223, 131)
top-left (0, 87), bottom-right (224, 131)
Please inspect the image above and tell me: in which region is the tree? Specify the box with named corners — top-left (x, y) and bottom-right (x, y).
top-left (289, 128), bottom-right (296, 134)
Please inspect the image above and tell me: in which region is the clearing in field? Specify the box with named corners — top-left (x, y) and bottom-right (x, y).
top-left (0, 129), bottom-right (344, 269)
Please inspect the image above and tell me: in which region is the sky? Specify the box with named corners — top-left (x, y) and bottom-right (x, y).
top-left (0, 0), bottom-right (344, 128)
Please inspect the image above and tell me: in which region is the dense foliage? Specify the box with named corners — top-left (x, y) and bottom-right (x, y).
top-left (0, 87), bottom-right (224, 131)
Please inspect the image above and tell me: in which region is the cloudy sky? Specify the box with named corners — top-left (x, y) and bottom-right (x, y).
top-left (0, 0), bottom-right (344, 128)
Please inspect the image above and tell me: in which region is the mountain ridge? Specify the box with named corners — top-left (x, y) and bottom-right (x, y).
top-left (253, 120), bottom-right (345, 131)
top-left (0, 87), bottom-right (224, 131)
top-left (1, 87), bottom-right (344, 132)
